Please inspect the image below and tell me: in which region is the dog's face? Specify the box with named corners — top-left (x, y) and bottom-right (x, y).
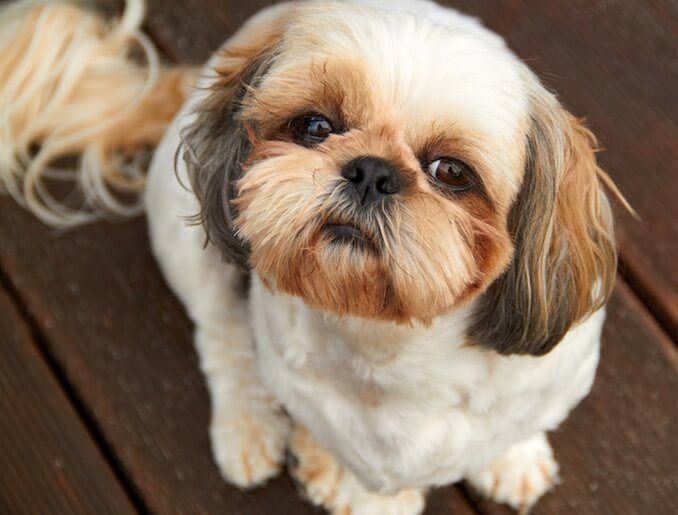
top-left (184, 1), bottom-right (617, 355)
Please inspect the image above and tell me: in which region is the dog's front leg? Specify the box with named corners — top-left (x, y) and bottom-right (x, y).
top-left (146, 127), bottom-right (291, 487)
top-left (193, 296), bottom-right (291, 487)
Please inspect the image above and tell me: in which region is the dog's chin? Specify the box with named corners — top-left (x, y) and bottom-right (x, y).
top-left (263, 220), bottom-right (404, 321)
top-left (250, 220), bottom-right (464, 325)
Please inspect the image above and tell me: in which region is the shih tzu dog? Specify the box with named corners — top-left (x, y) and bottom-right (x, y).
top-left (0, 0), bottom-right (629, 513)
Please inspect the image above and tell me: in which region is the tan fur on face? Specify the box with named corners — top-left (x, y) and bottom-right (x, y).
top-left (209, 7), bottom-right (521, 324)
top-left (244, 57), bottom-right (376, 136)
top-left (192, 2), bottom-right (561, 326)
top-left (234, 120), bottom-right (512, 324)
top-left (213, 11), bottom-right (289, 104)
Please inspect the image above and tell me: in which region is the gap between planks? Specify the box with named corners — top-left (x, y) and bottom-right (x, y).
top-left (0, 263), bottom-right (149, 515)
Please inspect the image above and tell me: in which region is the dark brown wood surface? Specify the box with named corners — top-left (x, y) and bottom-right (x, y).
top-left (0, 202), bottom-right (316, 515)
top-left (0, 286), bottom-right (136, 514)
top-left (0, 1), bottom-right (676, 514)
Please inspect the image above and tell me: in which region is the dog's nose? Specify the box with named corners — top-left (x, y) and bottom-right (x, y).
top-left (341, 156), bottom-right (401, 205)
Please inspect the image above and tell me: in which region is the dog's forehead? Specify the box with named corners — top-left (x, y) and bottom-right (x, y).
top-left (280, 3), bottom-right (530, 143)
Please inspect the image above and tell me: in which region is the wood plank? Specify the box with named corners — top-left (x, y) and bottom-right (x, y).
top-left (0, 198), bottom-right (476, 514)
top-left (145, 0), bottom-right (678, 339)
top-left (144, 0), bottom-right (272, 63)
top-left (466, 281), bottom-right (678, 514)
top-left (0, 284), bottom-right (136, 515)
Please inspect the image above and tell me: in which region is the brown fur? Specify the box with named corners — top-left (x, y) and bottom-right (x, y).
top-left (245, 57), bottom-right (376, 137)
top-left (213, 17), bottom-right (287, 106)
top-left (234, 123), bottom-right (512, 324)
top-left (104, 68), bottom-right (191, 153)
top-left (414, 130), bottom-right (511, 208)
top-left (290, 424), bottom-right (421, 513)
top-left (470, 85), bottom-right (617, 355)
top-left (290, 425), bottom-right (345, 507)
top-left (181, 8), bottom-right (292, 268)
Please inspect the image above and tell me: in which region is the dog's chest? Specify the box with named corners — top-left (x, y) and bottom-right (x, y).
top-left (249, 277), bottom-right (602, 491)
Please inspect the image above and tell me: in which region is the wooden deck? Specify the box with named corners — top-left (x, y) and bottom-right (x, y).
top-left (0, 1), bottom-right (676, 513)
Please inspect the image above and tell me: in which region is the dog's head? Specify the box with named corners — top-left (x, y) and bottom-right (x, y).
top-left (183, 0), bottom-right (618, 355)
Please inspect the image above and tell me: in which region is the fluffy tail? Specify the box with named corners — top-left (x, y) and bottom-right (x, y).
top-left (0, 0), bottom-right (195, 226)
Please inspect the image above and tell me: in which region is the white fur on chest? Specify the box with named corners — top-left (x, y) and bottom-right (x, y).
top-left (251, 276), bottom-right (602, 493)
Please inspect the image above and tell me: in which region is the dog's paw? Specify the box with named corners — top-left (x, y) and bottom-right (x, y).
top-left (210, 404), bottom-right (290, 488)
top-left (467, 432), bottom-right (559, 513)
top-left (333, 487), bottom-right (425, 515)
top-left (289, 425), bottom-right (344, 506)
top-left (290, 426), bottom-right (425, 515)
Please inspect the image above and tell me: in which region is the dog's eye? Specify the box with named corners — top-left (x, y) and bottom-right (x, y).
top-left (289, 114), bottom-right (334, 145)
top-left (427, 158), bottom-right (474, 191)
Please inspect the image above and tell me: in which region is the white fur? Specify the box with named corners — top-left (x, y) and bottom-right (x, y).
top-left (146, 1), bottom-right (603, 512)
top-left (468, 432), bottom-right (560, 511)
top-left (145, 47), bottom-right (291, 485)
top-left (248, 277), bottom-right (600, 495)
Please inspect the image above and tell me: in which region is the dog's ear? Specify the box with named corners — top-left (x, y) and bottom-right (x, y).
top-left (470, 83), bottom-right (619, 355)
top-left (180, 4), bottom-right (294, 269)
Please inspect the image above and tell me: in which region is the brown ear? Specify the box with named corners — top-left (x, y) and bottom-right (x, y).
top-left (470, 87), bottom-right (617, 355)
top-left (180, 4), bottom-right (293, 268)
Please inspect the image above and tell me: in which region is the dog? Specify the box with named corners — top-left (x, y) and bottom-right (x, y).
top-left (0, 0), bottom-right (630, 513)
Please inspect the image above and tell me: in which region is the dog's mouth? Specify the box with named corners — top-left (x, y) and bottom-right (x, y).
top-left (321, 221), bottom-right (378, 253)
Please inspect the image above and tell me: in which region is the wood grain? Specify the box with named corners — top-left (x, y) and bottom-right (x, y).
top-left (0, 285), bottom-right (136, 515)
top-left (144, 0), bottom-right (272, 62)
